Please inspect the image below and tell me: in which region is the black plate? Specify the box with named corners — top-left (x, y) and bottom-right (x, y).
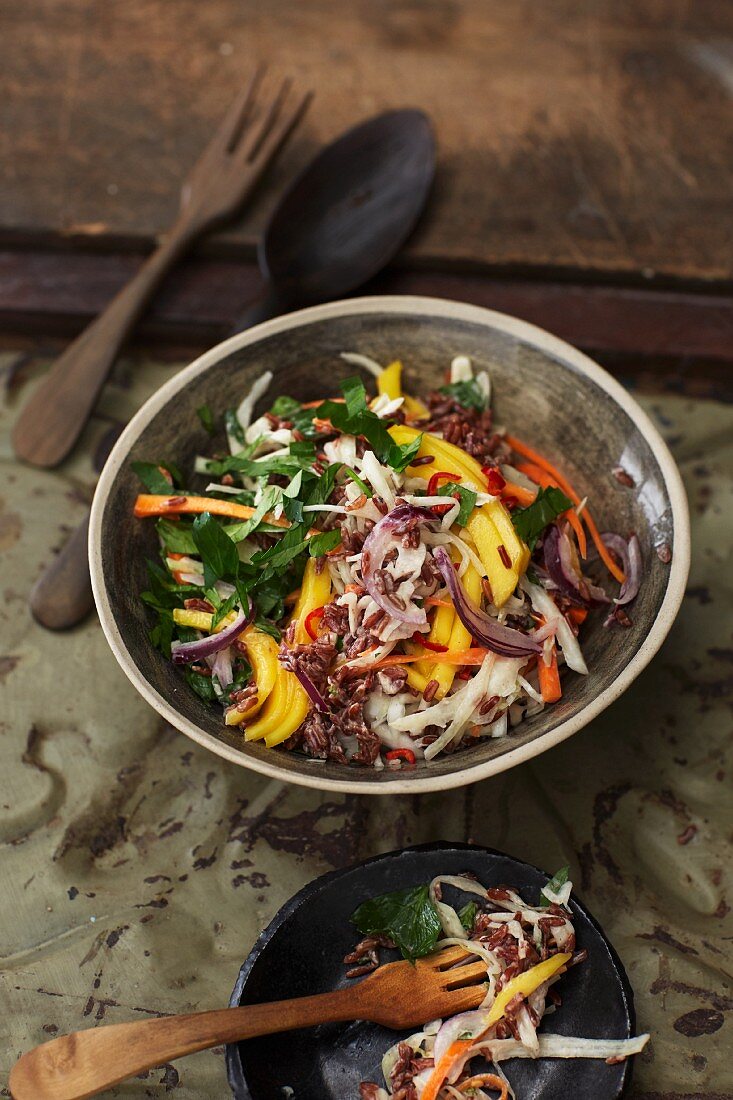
top-left (227, 843), bottom-right (637, 1099)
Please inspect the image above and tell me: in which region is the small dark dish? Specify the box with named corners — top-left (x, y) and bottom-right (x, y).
top-left (226, 842), bottom-right (639, 1099)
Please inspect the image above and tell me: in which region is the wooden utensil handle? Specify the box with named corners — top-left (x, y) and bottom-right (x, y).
top-left (29, 511), bottom-right (93, 630)
top-left (8, 987), bottom-right (364, 1099)
top-left (11, 218), bottom-right (195, 470)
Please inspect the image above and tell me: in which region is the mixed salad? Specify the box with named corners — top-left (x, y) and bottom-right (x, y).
top-left (349, 869), bottom-right (649, 1098)
top-left (134, 353), bottom-right (642, 767)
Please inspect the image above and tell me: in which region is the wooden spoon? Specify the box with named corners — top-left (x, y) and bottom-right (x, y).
top-left (9, 946), bottom-right (484, 1099)
top-left (230, 107), bottom-right (435, 331)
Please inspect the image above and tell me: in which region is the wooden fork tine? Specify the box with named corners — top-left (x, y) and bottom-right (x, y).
top-left (441, 961), bottom-right (489, 988)
top-left (237, 76), bottom-right (292, 162)
top-left (201, 64), bottom-right (266, 161)
top-left (247, 87), bottom-right (313, 167)
top-left (423, 945), bottom-right (474, 969)
top-left (446, 985), bottom-right (487, 1013)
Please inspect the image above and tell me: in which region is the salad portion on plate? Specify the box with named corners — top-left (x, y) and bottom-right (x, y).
top-left (133, 353), bottom-right (641, 768)
top-left (348, 868), bottom-right (649, 1099)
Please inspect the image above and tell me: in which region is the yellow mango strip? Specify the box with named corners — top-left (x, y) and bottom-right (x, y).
top-left (465, 512), bottom-right (518, 608)
top-left (224, 629), bottom-right (280, 726)
top-left (247, 559), bottom-right (332, 745)
top-left (291, 558), bottom-right (333, 644)
top-left (405, 665), bottom-right (430, 694)
top-left (389, 424), bottom-right (529, 606)
top-left (377, 359), bottom-right (403, 400)
top-left (414, 600), bottom-right (456, 678)
top-left (402, 393), bottom-right (430, 420)
top-left (431, 561), bottom-right (482, 699)
top-left (172, 608), bottom-right (238, 633)
top-left (421, 953), bottom-right (571, 1100)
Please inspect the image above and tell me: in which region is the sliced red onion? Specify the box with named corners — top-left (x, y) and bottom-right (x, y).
top-left (361, 504), bottom-right (439, 626)
top-left (433, 1010), bottom-right (491, 1067)
top-left (434, 547), bottom-right (542, 658)
top-left (172, 605), bottom-right (251, 665)
top-left (543, 525), bottom-right (609, 607)
top-left (602, 533), bottom-right (642, 606)
top-left (208, 646), bottom-right (233, 690)
top-left (290, 665), bottom-right (330, 711)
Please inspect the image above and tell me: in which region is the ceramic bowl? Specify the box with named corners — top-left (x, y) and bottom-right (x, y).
top-left (90, 296), bottom-right (690, 794)
top-left (226, 842), bottom-right (638, 1099)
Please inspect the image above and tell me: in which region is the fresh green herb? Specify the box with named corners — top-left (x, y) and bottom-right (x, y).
top-left (459, 901), bottom-right (477, 932)
top-left (526, 565), bottom-right (539, 585)
top-left (132, 461), bottom-right (176, 494)
top-left (308, 529), bottom-right (341, 557)
top-left (511, 486), bottom-right (573, 550)
top-left (253, 617), bottom-right (281, 641)
top-left (439, 378), bottom-right (489, 412)
top-left (351, 884), bottom-right (442, 962)
top-left (156, 519), bottom-right (197, 556)
top-left (197, 404), bottom-right (215, 435)
top-left (211, 590), bottom-right (238, 629)
top-left (192, 513), bottom-right (240, 588)
top-left (225, 487), bottom-right (280, 543)
top-left (184, 667), bottom-right (218, 702)
top-left (269, 395), bottom-right (320, 439)
top-left (317, 377), bottom-right (423, 473)
top-left (540, 865), bottom-right (571, 907)
top-left (149, 609), bottom-right (174, 657)
top-left (437, 482), bottom-right (477, 526)
top-left (225, 408), bottom-right (245, 446)
top-left (252, 522), bottom-right (310, 573)
top-left (306, 462), bottom-right (342, 507)
top-left (205, 450), bottom-right (315, 479)
top-left (342, 466), bottom-right (373, 498)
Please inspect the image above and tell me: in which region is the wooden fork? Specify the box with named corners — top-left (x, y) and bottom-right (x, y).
top-left (9, 946), bottom-right (485, 1099)
top-left (12, 67), bottom-right (312, 469)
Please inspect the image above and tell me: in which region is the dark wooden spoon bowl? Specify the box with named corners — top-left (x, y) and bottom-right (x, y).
top-left (230, 108), bottom-right (435, 329)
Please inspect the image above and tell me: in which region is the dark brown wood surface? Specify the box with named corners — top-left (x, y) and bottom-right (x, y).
top-left (3, 0), bottom-right (733, 281)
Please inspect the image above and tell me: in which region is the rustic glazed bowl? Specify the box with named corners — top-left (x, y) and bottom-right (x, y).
top-left (90, 296), bottom-right (690, 794)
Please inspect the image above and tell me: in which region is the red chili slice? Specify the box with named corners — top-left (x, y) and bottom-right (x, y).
top-left (431, 503), bottom-right (455, 516)
top-left (385, 748), bottom-right (416, 767)
top-left (427, 470), bottom-right (461, 495)
top-left (482, 467), bottom-right (506, 495)
top-left (412, 632), bottom-right (449, 652)
top-left (304, 606), bottom-right (325, 640)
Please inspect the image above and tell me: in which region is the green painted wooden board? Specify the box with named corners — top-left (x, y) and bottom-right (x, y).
top-left (1, 355), bottom-right (731, 1097)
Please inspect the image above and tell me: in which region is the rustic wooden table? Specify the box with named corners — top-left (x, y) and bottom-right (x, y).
top-left (1, 0), bottom-right (732, 395)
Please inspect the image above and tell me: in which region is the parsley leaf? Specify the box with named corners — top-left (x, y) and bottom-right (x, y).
top-left (269, 395), bottom-right (321, 438)
top-left (439, 378), bottom-right (489, 412)
top-left (351, 884), bottom-right (442, 962)
top-left (511, 486), bottom-right (573, 550)
top-left (437, 482), bottom-right (477, 526)
top-left (459, 900), bottom-right (477, 931)
top-left (225, 486), bottom-right (280, 543)
top-left (197, 404), bottom-right (215, 435)
top-left (224, 408), bottom-right (245, 446)
top-left (156, 519), bottom-right (197, 556)
top-left (540, 865), bottom-right (571, 907)
top-left (132, 462), bottom-right (176, 494)
top-left (192, 513), bottom-right (240, 588)
top-left (317, 377), bottom-right (422, 473)
top-left (309, 529), bottom-right (341, 557)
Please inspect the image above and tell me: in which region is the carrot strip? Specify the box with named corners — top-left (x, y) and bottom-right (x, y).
top-left (350, 648), bottom-right (490, 672)
top-left (507, 435), bottom-right (624, 582)
top-left (501, 481), bottom-right (536, 507)
top-left (134, 494), bottom-right (290, 527)
top-left (424, 596), bottom-right (453, 608)
top-left (516, 461), bottom-right (587, 559)
top-left (567, 607), bottom-right (588, 626)
top-left (538, 644), bottom-right (562, 703)
top-left (422, 1040), bottom-right (473, 1100)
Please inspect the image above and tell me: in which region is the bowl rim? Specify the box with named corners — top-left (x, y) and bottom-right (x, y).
top-left (90, 294), bottom-right (691, 795)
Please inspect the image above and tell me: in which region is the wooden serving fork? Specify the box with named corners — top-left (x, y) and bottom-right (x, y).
top-left (9, 946), bottom-right (486, 1099)
top-left (12, 66), bottom-right (312, 469)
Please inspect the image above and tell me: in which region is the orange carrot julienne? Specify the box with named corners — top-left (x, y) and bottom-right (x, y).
top-left (506, 435), bottom-right (624, 583)
top-left (425, 596), bottom-right (453, 608)
top-left (134, 494), bottom-right (290, 527)
top-left (422, 1040), bottom-right (473, 1100)
top-left (516, 461), bottom-right (587, 559)
top-left (567, 607), bottom-right (588, 626)
top-left (538, 643), bottom-right (562, 703)
top-left (501, 481), bottom-right (536, 507)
